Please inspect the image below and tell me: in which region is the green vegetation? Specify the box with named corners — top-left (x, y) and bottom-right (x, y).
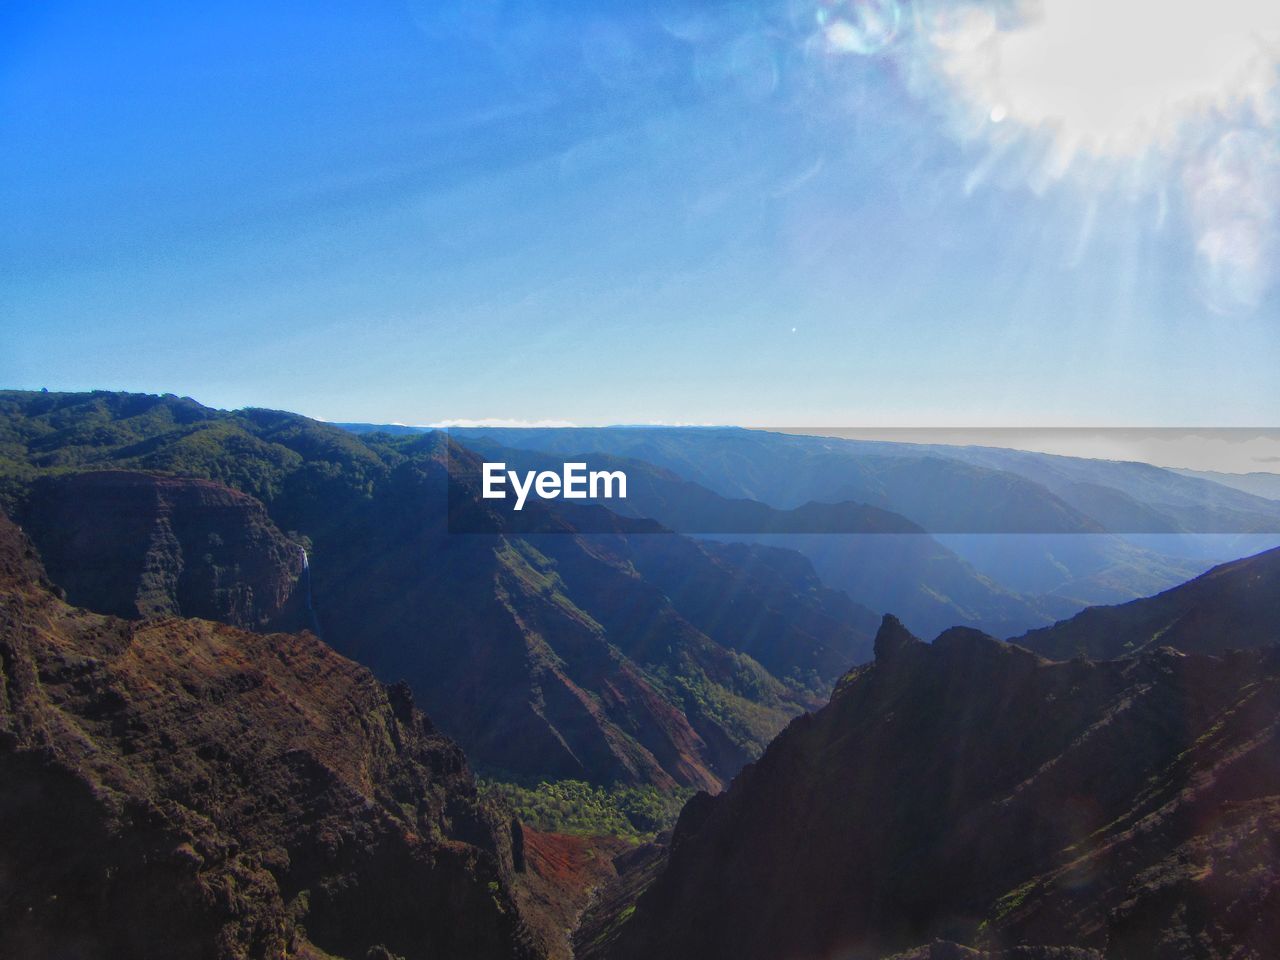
top-left (480, 778), bottom-right (694, 841)
top-left (647, 650), bottom-right (795, 757)
top-left (993, 877), bottom-right (1040, 920)
top-left (0, 389), bottom-right (424, 518)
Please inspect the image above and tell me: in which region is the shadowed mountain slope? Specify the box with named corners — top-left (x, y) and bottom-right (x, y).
top-left (587, 615), bottom-right (1280, 960)
top-left (18, 470), bottom-right (307, 631)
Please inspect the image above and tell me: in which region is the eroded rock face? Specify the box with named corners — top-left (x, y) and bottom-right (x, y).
top-left (593, 616), bottom-right (1280, 960)
top-left (19, 471), bottom-right (306, 632)
top-left (0, 512), bottom-right (542, 960)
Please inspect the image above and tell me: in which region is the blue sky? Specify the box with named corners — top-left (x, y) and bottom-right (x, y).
top-left (3, 0), bottom-right (1279, 426)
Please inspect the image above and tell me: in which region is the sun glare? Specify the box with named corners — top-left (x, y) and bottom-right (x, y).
top-left (846, 0), bottom-right (1280, 311)
top-left (925, 0), bottom-right (1280, 159)
top-left (782, 0), bottom-right (1280, 309)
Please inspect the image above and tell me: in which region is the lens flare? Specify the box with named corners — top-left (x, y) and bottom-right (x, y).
top-left (817, 0), bottom-right (902, 56)
top-left (1187, 130), bottom-right (1280, 313)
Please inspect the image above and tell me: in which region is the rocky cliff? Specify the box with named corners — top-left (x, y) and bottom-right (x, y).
top-left (589, 616), bottom-right (1280, 959)
top-left (19, 470), bottom-right (306, 632)
top-left (0, 511), bottom-right (542, 960)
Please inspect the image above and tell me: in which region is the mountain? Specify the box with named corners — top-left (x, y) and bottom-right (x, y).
top-left (455, 437), bottom-right (1061, 638)
top-left (587, 616), bottom-right (1280, 960)
top-left (445, 427), bottom-right (1105, 532)
top-left (301, 437), bottom-right (875, 792)
top-left (1172, 468), bottom-right (1280, 502)
top-left (17, 470), bottom-right (308, 630)
top-left (755, 532), bottom-right (1063, 639)
top-left (444, 425), bottom-right (1280, 606)
top-left (0, 391), bottom-right (876, 793)
top-left (447, 426), bottom-right (1280, 535)
top-left (935, 444), bottom-right (1280, 534)
top-left (932, 533), bottom-right (1204, 607)
top-left (1013, 545), bottom-right (1280, 660)
top-left (0, 511), bottom-right (541, 960)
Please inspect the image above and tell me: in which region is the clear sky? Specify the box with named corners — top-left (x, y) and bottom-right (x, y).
top-left (3, 0), bottom-right (1279, 426)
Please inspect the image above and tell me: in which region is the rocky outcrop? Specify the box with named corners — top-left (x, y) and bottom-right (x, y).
top-left (591, 615), bottom-right (1280, 960)
top-left (0, 512), bottom-right (542, 960)
top-left (19, 471), bottom-right (305, 631)
top-left (511, 830), bottom-right (636, 960)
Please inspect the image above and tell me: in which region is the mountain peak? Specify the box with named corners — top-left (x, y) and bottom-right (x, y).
top-left (873, 613), bottom-right (924, 663)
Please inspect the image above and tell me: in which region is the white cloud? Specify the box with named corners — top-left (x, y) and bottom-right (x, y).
top-left (427, 418), bottom-right (579, 428)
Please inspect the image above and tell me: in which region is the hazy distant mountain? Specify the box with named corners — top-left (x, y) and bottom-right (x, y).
top-left (457, 437), bottom-right (1061, 638)
top-left (447, 425), bottom-right (1269, 617)
top-left (1172, 467), bottom-right (1280, 501)
top-left (585, 615), bottom-right (1280, 960)
top-left (927, 443), bottom-right (1280, 534)
top-left (933, 532), bottom-right (1204, 606)
top-left (444, 426), bottom-right (1280, 535)
top-left (335, 421), bottom-right (439, 435)
top-left (448, 427), bottom-right (1104, 531)
top-left (1013, 545), bottom-right (1280, 660)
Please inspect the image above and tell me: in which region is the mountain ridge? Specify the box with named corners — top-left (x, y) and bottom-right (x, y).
top-left (1013, 544), bottom-right (1280, 660)
top-left (584, 613), bottom-right (1280, 959)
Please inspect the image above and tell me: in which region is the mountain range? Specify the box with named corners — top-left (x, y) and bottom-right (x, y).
top-left (450, 435), bottom-right (1060, 639)
top-left (0, 391), bottom-right (876, 793)
top-left (405, 425), bottom-right (1280, 627)
top-left (1172, 468), bottom-right (1280, 502)
top-left (3, 390), bottom-right (1279, 958)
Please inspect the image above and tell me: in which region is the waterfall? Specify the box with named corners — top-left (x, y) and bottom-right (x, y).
top-left (299, 546), bottom-right (322, 637)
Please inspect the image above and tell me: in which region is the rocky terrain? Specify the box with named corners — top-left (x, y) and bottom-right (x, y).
top-left (6, 390), bottom-right (1280, 960)
top-left (18, 470), bottom-right (307, 631)
top-left (514, 829), bottom-right (636, 960)
top-left (587, 615), bottom-right (1280, 959)
top-left (0, 511), bottom-right (542, 960)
